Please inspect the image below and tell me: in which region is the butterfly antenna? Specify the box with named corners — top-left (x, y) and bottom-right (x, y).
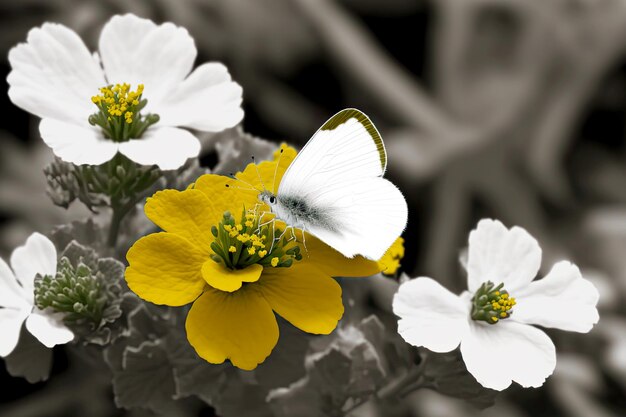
top-left (225, 184), bottom-right (258, 192)
top-left (272, 148), bottom-right (284, 191)
top-left (250, 156), bottom-right (267, 191)
top-left (226, 173), bottom-right (262, 192)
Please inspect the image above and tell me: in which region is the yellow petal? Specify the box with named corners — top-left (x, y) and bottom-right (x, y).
top-left (194, 174), bottom-right (259, 216)
top-left (298, 231), bottom-right (382, 278)
top-left (237, 144), bottom-right (297, 193)
top-left (259, 263), bottom-right (344, 334)
top-left (378, 237), bottom-right (405, 275)
top-left (126, 233), bottom-right (206, 306)
top-left (144, 189), bottom-right (216, 253)
top-left (186, 286), bottom-right (278, 370)
top-left (201, 260), bottom-right (263, 293)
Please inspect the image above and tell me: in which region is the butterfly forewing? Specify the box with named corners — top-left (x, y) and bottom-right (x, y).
top-left (276, 109), bottom-right (407, 260)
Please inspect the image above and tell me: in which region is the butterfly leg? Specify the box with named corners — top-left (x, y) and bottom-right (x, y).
top-left (290, 217), bottom-right (309, 258)
top-left (255, 212), bottom-right (276, 234)
top-left (300, 227), bottom-right (310, 258)
top-left (249, 203), bottom-right (264, 216)
top-left (277, 225), bottom-right (297, 243)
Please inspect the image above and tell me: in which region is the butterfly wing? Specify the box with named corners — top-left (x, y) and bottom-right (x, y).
top-left (277, 108), bottom-right (407, 260)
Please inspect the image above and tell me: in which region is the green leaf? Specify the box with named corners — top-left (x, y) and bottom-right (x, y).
top-left (213, 369), bottom-right (275, 417)
top-left (60, 241), bottom-right (98, 269)
top-left (255, 319), bottom-right (310, 391)
top-left (170, 330), bottom-right (228, 404)
top-left (4, 326), bottom-right (53, 383)
top-left (50, 219), bottom-right (103, 256)
top-left (268, 315), bottom-right (390, 417)
top-left (421, 349), bottom-right (499, 409)
top-left (112, 340), bottom-right (182, 415)
top-left (268, 378), bottom-right (325, 417)
top-left (209, 127), bottom-right (277, 176)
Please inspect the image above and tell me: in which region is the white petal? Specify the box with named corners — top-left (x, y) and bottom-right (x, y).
top-left (117, 127), bottom-right (200, 170)
top-left (0, 307), bottom-right (29, 357)
top-left (393, 277), bottom-right (469, 353)
top-left (513, 261), bottom-right (599, 333)
top-left (26, 310), bottom-right (74, 348)
top-left (467, 219), bottom-right (542, 293)
top-left (460, 320), bottom-right (556, 390)
top-left (0, 258), bottom-right (30, 308)
top-left (154, 63), bottom-right (244, 131)
top-left (10, 232), bottom-right (57, 301)
top-left (7, 23), bottom-right (105, 124)
top-left (99, 14), bottom-right (196, 107)
top-left (39, 118), bottom-right (119, 165)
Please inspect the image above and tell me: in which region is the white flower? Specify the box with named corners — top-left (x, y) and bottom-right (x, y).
top-left (7, 14), bottom-right (244, 170)
top-left (392, 219), bottom-right (599, 391)
top-left (0, 233), bottom-right (73, 356)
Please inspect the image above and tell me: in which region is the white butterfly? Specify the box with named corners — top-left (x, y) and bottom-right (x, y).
top-left (258, 108), bottom-right (408, 260)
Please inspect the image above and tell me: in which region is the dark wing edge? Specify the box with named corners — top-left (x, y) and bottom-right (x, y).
top-left (320, 108), bottom-right (386, 172)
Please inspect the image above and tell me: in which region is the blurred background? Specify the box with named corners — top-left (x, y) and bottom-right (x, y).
top-left (1, 0), bottom-right (626, 416)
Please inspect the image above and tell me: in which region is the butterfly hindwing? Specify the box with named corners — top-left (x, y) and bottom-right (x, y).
top-left (276, 109), bottom-right (407, 260)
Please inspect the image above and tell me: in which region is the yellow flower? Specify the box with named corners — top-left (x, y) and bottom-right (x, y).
top-left (125, 144), bottom-right (382, 370)
top-left (378, 237), bottom-right (405, 276)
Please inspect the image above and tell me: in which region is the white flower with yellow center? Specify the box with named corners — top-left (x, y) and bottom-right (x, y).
top-left (0, 233), bottom-right (73, 356)
top-left (393, 219), bottom-right (600, 391)
top-left (7, 14), bottom-right (244, 170)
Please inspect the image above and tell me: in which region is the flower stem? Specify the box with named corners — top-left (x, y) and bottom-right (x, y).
top-left (107, 207), bottom-right (123, 247)
top-left (342, 356), bottom-right (428, 416)
top-left (107, 201), bottom-right (134, 247)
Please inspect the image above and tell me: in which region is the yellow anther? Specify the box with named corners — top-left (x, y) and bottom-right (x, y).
top-left (247, 247), bottom-right (256, 255)
top-left (229, 230), bottom-right (239, 238)
top-left (258, 250), bottom-right (267, 258)
top-left (236, 224), bottom-right (243, 231)
top-left (224, 225), bottom-right (232, 232)
top-left (271, 257), bottom-right (279, 267)
top-left (228, 246), bottom-right (237, 253)
top-left (500, 312), bottom-right (508, 318)
top-left (491, 317), bottom-right (499, 322)
top-left (245, 221), bottom-right (254, 228)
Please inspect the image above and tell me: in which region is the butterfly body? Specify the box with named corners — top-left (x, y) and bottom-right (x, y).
top-left (259, 108), bottom-right (408, 260)
top-left (260, 190), bottom-right (340, 233)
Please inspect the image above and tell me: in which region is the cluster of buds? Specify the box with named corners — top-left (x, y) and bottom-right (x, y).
top-left (33, 242), bottom-right (126, 345)
top-left (44, 155), bottom-right (162, 212)
top-left (35, 257), bottom-right (106, 324)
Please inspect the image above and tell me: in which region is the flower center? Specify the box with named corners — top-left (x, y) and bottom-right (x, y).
top-left (210, 209), bottom-right (302, 270)
top-left (89, 83), bottom-right (159, 142)
top-left (470, 281), bottom-right (517, 324)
